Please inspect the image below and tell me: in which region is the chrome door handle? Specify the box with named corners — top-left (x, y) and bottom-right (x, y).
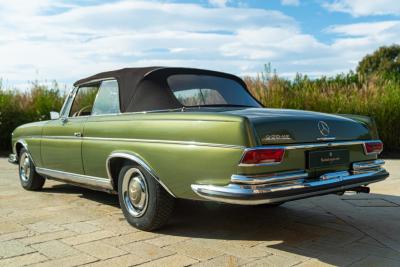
top-left (74, 132), bottom-right (82, 137)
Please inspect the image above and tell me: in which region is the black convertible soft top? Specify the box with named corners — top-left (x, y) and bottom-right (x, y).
top-left (73, 67), bottom-right (250, 113)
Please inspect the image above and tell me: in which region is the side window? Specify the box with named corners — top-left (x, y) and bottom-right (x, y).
top-left (69, 85), bottom-right (99, 117)
top-left (92, 80), bottom-right (120, 115)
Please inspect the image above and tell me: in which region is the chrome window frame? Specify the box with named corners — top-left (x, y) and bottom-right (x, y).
top-left (59, 88), bottom-right (77, 118)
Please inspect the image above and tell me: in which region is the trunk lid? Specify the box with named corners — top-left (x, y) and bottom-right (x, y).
top-left (222, 108), bottom-right (372, 145)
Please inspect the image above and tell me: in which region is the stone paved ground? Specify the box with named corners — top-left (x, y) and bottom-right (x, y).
top-left (0, 158), bottom-right (399, 267)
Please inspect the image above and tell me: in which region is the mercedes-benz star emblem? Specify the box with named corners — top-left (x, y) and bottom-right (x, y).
top-left (318, 121), bottom-right (330, 136)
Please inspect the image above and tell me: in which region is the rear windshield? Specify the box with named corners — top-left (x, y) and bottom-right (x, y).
top-left (167, 74), bottom-right (261, 108)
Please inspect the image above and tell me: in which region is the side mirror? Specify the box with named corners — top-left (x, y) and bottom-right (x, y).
top-left (50, 111), bottom-right (60, 120)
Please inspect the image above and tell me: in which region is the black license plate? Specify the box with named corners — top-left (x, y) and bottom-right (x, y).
top-left (308, 149), bottom-right (349, 169)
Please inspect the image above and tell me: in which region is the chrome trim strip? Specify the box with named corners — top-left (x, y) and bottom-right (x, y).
top-left (252, 140), bottom-right (381, 150)
top-left (36, 167), bottom-right (113, 191)
top-left (23, 135), bottom-right (244, 150)
top-left (106, 152), bottom-right (176, 197)
top-left (231, 170), bottom-right (308, 185)
top-left (317, 137), bottom-right (336, 141)
top-left (191, 168), bottom-right (388, 205)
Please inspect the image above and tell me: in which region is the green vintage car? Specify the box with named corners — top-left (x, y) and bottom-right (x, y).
top-left (9, 67), bottom-right (389, 230)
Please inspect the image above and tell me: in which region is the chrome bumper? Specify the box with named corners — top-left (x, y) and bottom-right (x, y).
top-left (191, 160), bottom-right (389, 205)
top-left (8, 154), bottom-right (18, 164)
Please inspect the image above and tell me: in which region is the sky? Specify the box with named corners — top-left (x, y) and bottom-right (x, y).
top-left (0, 0), bottom-right (399, 90)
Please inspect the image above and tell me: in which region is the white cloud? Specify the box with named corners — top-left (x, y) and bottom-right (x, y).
top-left (323, 0), bottom-right (400, 16)
top-left (0, 0), bottom-right (399, 89)
top-left (281, 0), bottom-right (300, 6)
top-left (327, 21), bottom-right (400, 36)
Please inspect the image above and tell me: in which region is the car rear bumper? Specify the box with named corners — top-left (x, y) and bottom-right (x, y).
top-left (191, 160), bottom-right (389, 205)
top-left (8, 154), bottom-right (18, 164)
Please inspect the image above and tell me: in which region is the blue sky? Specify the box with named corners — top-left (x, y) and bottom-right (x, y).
top-left (0, 0), bottom-right (399, 90)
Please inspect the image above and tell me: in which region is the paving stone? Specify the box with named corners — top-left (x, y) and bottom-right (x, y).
top-left (0, 230), bottom-right (34, 242)
top-left (104, 231), bottom-right (159, 247)
top-left (350, 255), bottom-right (400, 267)
top-left (75, 241), bottom-right (127, 260)
top-left (20, 230), bottom-right (77, 245)
top-left (0, 222), bottom-right (26, 234)
top-left (62, 221), bottom-right (101, 234)
top-left (145, 235), bottom-right (190, 247)
top-left (343, 198), bottom-right (400, 207)
top-left (165, 240), bottom-right (223, 260)
top-left (244, 254), bottom-right (302, 266)
top-left (343, 242), bottom-right (400, 261)
top-left (85, 254), bottom-right (148, 267)
top-left (195, 239), bottom-right (271, 259)
top-left (295, 258), bottom-right (337, 266)
top-left (31, 240), bottom-right (80, 259)
top-left (0, 252), bottom-right (47, 267)
top-left (0, 240), bottom-right (34, 258)
top-left (26, 221), bottom-right (64, 234)
top-left (119, 242), bottom-right (174, 261)
top-left (29, 253), bottom-right (98, 267)
top-left (138, 254), bottom-right (198, 267)
top-left (193, 254), bottom-right (250, 266)
top-left (61, 230), bottom-right (116, 245)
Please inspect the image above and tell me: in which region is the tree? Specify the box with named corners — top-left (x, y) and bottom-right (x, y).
top-left (356, 45), bottom-right (400, 80)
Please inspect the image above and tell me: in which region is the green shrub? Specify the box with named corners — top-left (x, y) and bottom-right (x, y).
top-left (0, 81), bottom-right (65, 151)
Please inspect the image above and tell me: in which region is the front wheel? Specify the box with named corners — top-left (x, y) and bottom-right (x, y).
top-left (118, 164), bottom-right (175, 231)
top-left (18, 148), bottom-right (45, 191)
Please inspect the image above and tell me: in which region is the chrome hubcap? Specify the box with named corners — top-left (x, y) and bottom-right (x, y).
top-left (19, 153), bottom-right (31, 182)
top-left (122, 168), bottom-right (148, 217)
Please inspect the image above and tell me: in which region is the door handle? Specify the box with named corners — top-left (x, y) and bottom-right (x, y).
top-left (74, 132), bottom-right (82, 137)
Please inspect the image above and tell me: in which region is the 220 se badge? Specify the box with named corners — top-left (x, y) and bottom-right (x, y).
top-left (8, 67), bottom-right (389, 230)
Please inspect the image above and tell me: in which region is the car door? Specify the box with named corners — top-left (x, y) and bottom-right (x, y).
top-left (82, 79), bottom-right (120, 178)
top-left (41, 84), bottom-right (100, 174)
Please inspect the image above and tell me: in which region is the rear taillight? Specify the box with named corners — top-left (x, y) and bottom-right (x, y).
top-left (363, 141), bottom-right (383, 155)
top-left (240, 148), bottom-right (285, 165)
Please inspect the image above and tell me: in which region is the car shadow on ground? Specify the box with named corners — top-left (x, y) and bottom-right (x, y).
top-left (42, 183), bottom-right (400, 265)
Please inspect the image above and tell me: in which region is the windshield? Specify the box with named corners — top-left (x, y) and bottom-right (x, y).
top-left (167, 74), bottom-right (261, 108)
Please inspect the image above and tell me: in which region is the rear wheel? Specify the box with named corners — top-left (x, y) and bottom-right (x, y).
top-left (18, 148), bottom-right (45, 191)
top-left (118, 164), bottom-right (175, 231)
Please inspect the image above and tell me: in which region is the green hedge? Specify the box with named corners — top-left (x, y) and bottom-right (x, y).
top-left (0, 81), bottom-right (64, 151)
top-left (1, 74), bottom-right (399, 153)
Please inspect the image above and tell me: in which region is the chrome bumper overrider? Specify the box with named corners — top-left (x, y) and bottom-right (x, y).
top-left (8, 154), bottom-right (18, 164)
top-left (191, 160), bottom-right (389, 205)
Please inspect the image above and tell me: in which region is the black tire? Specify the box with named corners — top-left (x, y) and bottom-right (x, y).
top-left (118, 164), bottom-right (175, 231)
top-left (18, 148), bottom-right (45, 191)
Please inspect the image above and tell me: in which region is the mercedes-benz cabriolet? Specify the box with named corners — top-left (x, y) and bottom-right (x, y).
top-left (9, 67), bottom-right (389, 230)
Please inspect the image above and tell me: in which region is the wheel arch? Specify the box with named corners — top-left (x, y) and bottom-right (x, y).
top-left (106, 151), bottom-right (176, 198)
top-left (15, 139), bottom-right (28, 157)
